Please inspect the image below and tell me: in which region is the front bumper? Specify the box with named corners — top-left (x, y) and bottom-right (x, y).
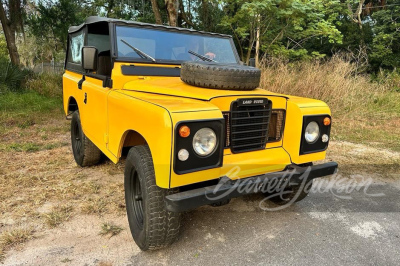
top-left (165, 162), bottom-right (338, 212)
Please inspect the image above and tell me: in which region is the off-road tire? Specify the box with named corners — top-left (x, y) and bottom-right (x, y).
top-left (180, 61), bottom-right (261, 91)
top-left (264, 180), bottom-right (313, 205)
top-left (70, 111), bottom-right (101, 167)
top-left (125, 145), bottom-right (181, 250)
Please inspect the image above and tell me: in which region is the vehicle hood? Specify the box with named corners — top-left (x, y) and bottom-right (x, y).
top-left (122, 76), bottom-right (287, 101)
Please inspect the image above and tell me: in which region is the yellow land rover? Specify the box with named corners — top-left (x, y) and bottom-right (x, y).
top-left (63, 16), bottom-right (338, 250)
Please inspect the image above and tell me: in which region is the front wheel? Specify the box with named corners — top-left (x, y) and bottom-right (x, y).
top-left (124, 145), bottom-right (181, 250)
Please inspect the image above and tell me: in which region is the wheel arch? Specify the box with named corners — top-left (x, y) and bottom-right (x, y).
top-left (118, 129), bottom-right (148, 158)
top-left (67, 96), bottom-right (79, 118)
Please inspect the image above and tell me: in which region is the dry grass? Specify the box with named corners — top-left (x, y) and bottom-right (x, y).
top-left (260, 55), bottom-right (400, 151)
top-left (99, 222), bottom-right (124, 238)
top-left (44, 205), bottom-right (73, 228)
top-left (0, 228), bottom-right (34, 261)
top-left (0, 111), bottom-right (125, 260)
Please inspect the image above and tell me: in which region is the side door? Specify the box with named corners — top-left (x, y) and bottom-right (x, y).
top-left (79, 75), bottom-right (109, 153)
top-left (78, 29), bottom-right (112, 154)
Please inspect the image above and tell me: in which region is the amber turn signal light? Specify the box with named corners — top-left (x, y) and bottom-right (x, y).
top-left (323, 117), bottom-right (331, 126)
top-left (179, 125), bottom-right (190, 137)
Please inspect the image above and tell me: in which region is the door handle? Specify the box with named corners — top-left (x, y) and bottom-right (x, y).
top-left (78, 75), bottom-right (85, 90)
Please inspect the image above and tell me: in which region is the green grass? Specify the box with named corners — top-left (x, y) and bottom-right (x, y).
top-left (0, 91), bottom-right (63, 132)
top-left (0, 142), bottom-right (68, 152)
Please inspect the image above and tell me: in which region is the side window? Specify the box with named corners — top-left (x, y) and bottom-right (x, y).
top-left (88, 34), bottom-right (110, 53)
top-left (68, 31), bottom-right (85, 64)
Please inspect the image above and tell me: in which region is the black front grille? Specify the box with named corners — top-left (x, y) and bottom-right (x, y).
top-left (228, 100), bottom-right (272, 153)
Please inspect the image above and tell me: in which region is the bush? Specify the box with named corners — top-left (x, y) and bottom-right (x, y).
top-left (26, 72), bottom-right (63, 98)
top-left (259, 55), bottom-right (396, 117)
top-left (0, 58), bottom-right (32, 93)
top-left (260, 55), bottom-right (400, 151)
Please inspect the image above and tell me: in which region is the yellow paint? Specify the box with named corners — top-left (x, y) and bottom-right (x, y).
top-left (63, 62), bottom-right (333, 189)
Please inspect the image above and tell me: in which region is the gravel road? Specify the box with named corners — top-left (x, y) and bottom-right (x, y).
top-left (4, 177), bottom-right (400, 266)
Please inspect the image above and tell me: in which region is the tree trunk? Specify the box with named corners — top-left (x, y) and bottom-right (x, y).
top-left (0, 1), bottom-right (20, 65)
top-left (255, 15), bottom-right (260, 67)
top-left (150, 0), bottom-right (162, 24)
top-left (165, 0), bottom-right (179, 27)
top-left (348, 0), bottom-right (366, 30)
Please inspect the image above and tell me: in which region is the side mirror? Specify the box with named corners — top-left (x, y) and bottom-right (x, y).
top-left (249, 58), bottom-right (256, 67)
top-left (82, 46), bottom-right (98, 72)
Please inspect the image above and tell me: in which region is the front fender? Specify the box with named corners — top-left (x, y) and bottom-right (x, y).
top-left (107, 90), bottom-right (174, 188)
top-left (283, 98), bottom-right (332, 164)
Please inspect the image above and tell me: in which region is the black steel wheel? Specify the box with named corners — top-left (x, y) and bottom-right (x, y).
top-left (124, 145), bottom-right (181, 250)
top-left (180, 61), bottom-right (261, 90)
top-left (70, 111), bottom-right (101, 167)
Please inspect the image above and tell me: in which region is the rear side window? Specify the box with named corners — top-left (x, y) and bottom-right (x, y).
top-left (68, 31), bottom-right (85, 64)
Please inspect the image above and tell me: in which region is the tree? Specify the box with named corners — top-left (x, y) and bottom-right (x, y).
top-left (165, 0), bottom-right (179, 26)
top-left (221, 0), bottom-right (343, 63)
top-left (151, 0), bottom-right (163, 24)
top-left (0, 0), bottom-right (24, 65)
top-left (27, 0), bottom-right (87, 60)
top-left (369, 2), bottom-right (400, 70)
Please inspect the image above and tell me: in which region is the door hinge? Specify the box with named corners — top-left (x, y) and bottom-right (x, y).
top-left (104, 133), bottom-right (109, 144)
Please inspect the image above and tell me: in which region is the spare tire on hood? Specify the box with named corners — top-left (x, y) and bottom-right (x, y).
top-left (180, 61), bottom-right (261, 91)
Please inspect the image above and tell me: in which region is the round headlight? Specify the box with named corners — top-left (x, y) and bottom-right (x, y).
top-left (305, 121), bottom-right (320, 143)
top-left (192, 128), bottom-right (217, 156)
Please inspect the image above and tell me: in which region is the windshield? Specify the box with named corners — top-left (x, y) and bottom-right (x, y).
top-left (116, 26), bottom-right (239, 64)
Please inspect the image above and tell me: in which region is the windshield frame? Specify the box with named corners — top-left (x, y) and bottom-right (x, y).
top-left (110, 23), bottom-right (241, 65)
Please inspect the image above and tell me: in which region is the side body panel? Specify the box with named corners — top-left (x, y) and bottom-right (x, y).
top-left (79, 77), bottom-right (109, 152)
top-left (63, 70), bottom-right (83, 115)
top-left (283, 99), bottom-right (331, 164)
top-left (107, 90), bottom-right (174, 188)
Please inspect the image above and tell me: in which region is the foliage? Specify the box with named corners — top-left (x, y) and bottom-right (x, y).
top-left (0, 58), bottom-right (31, 92)
top-left (26, 72), bottom-right (63, 98)
top-left (220, 0), bottom-right (343, 62)
top-left (369, 3), bottom-right (400, 71)
top-left (260, 55), bottom-right (400, 150)
top-left (0, 31), bottom-right (8, 60)
top-left (1, 0), bottom-right (396, 73)
top-left (27, 0), bottom-right (88, 60)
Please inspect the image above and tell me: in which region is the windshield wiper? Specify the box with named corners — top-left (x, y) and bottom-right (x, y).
top-left (120, 39), bottom-right (156, 62)
top-left (188, 50), bottom-right (217, 62)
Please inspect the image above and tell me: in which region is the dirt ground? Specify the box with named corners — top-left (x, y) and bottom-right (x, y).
top-left (1, 118), bottom-right (399, 265)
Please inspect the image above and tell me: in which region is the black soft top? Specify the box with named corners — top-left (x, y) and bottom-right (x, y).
top-left (68, 16), bottom-right (232, 38)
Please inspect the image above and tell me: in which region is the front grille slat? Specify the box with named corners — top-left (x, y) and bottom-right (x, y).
top-left (231, 115), bottom-right (270, 121)
top-left (228, 100), bottom-right (272, 153)
top-left (232, 122), bottom-right (267, 127)
top-left (229, 142), bottom-right (266, 149)
top-left (231, 135), bottom-right (268, 142)
top-left (231, 128), bottom-right (266, 135)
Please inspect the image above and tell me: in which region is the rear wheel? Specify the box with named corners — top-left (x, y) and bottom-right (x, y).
top-left (70, 111), bottom-right (101, 167)
top-left (125, 145), bottom-right (181, 250)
